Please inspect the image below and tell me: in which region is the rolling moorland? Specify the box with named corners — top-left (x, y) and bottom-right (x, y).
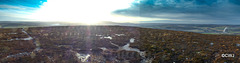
top-left (134, 23), bottom-right (240, 35)
top-left (0, 26), bottom-right (240, 63)
top-left (1, 21), bottom-right (240, 35)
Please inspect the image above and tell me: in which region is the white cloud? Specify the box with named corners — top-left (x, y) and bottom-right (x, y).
top-left (0, 5), bottom-right (37, 21)
top-left (0, 5), bottom-right (37, 10)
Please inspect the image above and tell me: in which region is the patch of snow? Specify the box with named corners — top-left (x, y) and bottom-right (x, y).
top-left (21, 29), bottom-right (28, 34)
top-left (104, 36), bottom-right (112, 40)
top-left (75, 53), bottom-right (90, 62)
top-left (120, 43), bottom-right (146, 59)
top-left (139, 51), bottom-right (146, 57)
top-left (210, 43), bottom-right (214, 46)
top-left (223, 27), bottom-right (228, 33)
top-left (121, 43), bottom-right (140, 53)
top-left (130, 38), bottom-right (135, 43)
top-left (23, 37), bottom-right (33, 40)
top-left (95, 34), bottom-right (102, 36)
top-left (197, 52), bottom-right (200, 54)
top-left (236, 43), bottom-right (240, 47)
top-left (110, 42), bottom-right (120, 47)
top-left (34, 47), bottom-right (40, 51)
top-left (8, 33), bottom-right (17, 34)
top-left (6, 28), bottom-right (33, 41)
top-left (99, 36), bottom-right (113, 40)
top-left (7, 39), bottom-right (14, 41)
top-left (7, 37), bottom-right (32, 41)
top-left (6, 52), bottom-right (30, 59)
top-left (141, 57), bottom-right (153, 63)
top-left (115, 34), bottom-right (125, 36)
top-left (100, 37), bottom-right (103, 39)
top-left (100, 47), bottom-right (107, 51)
top-left (193, 42), bottom-right (198, 44)
top-left (171, 48), bottom-right (175, 51)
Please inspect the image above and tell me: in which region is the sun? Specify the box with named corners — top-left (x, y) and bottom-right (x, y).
top-left (77, 19), bottom-right (101, 25)
top-left (27, 0), bottom-right (135, 24)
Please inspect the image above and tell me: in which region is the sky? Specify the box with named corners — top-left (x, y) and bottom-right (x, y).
top-left (0, 0), bottom-right (240, 24)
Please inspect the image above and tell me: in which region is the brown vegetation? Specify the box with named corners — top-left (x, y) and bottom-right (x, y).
top-left (0, 26), bottom-right (240, 63)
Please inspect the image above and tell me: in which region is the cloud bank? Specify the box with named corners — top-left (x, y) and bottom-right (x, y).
top-left (114, 0), bottom-right (240, 24)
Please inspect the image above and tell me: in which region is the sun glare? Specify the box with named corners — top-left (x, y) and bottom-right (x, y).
top-left (28, 0), bottom-right (136, 24)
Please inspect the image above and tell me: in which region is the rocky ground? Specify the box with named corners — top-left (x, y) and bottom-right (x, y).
top-left (0, 26), bottom-right (240, 63)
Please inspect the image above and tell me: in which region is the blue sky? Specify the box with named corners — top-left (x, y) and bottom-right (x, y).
top-left (0, 0), bottom-right (47, 20)
top-left (0, 0), bottom-right (240, 24)
top-left (0, 0), bottom-right (46, 7)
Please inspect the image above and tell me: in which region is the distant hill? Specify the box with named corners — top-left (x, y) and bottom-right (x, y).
top-left (133, 23), bottom-right (240, 35)
top-left (1, 21), bottom-right (240, 35)
top-left (0, 21), bottom-right (78, 28)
